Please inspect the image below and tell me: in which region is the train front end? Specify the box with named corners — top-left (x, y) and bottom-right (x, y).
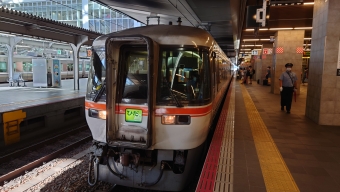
top-left (85, 26), bottom-right (215, 191)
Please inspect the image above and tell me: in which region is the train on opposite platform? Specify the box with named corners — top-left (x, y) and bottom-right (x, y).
top-left (85, 23), bottom-right (234, 191)
top-left (0, 57), bottom-right (90, 83)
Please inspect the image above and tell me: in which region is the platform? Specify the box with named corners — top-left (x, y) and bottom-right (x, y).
top-left (0, 79), bottom-right (87, 149)
top-left (0, 78), bottom-right (87, 113)
top-left (197, 78), bottom-right (340, 192)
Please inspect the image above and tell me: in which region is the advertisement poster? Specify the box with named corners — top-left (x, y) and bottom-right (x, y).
top-left (32, 58), bottom-right (47, 87)
top-left (52, 59), bottom-right (61, 87)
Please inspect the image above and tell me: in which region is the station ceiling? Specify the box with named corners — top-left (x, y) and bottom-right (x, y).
top-left (94, 0), bottom-right (314, 60)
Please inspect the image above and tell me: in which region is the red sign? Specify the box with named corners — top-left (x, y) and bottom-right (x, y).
top-left (263, 48), bottom-right (268, 54)
top-left (276, 47), bottom-right (284, 54)
top-left (296, 47), bottom-right (304, 54)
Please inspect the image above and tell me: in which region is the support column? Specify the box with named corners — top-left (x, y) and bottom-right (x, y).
top-left (261, 45), bottom-right (274, 87)
top-left (272, 30), bottom-right (304, 95)
top-left (306, 0), bottom-right (340, 125)
top-left (6, 37), bottom-right (23, 86)
top-left (70, 35), bottom-right (88, 90)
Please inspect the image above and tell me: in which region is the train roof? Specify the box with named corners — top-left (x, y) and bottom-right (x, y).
top-left (93, 25), bottom-right (214, 48)
top-left (93, 25), bottom-right (230, 62)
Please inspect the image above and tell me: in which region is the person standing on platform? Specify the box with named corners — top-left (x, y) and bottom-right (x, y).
top-left (279, 63), bottom-right (298, 114)
top-left (302, 68), bottom-right (308, 85)
top-left (265, 66), bottom-right (271, 86)
top-left (247, 66), bottom-right (255, 84)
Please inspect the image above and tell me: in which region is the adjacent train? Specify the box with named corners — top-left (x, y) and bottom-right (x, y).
top-left (0, 57), bottom-right (90, 83)
top-left (85, 24), bottom-right (234, 191)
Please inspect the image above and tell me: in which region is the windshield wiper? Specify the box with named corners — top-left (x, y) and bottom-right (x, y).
top-left (93, 80), bottom-right (106, 102)
top-left (165, 81), bottom-right (183, 108)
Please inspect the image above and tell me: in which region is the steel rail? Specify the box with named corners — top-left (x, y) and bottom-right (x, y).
top-left (0, 125), bottom-right (88, 164)
top-left (0, 134), bottom-right (92, 185)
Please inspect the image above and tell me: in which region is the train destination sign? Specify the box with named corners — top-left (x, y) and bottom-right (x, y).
top-left (125, 109), bottom-right (143, 123)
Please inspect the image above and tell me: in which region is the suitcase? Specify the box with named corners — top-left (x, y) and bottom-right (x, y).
top-left (263, 79), bottom-right (268, 85)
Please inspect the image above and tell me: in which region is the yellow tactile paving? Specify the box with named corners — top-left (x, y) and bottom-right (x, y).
top-left (240, 85), bottom-right (300, 192)
top-left (214, 80), bottom-right (235, 192)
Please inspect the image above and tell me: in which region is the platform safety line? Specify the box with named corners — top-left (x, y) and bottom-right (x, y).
top-left (0, 92), bottom-right (81, 108)
top-left (240, 85), bottom-right (300, 192)
top-left (214, 79), bottom-right (235, 192)
top-left (195, 80), bottom-right (235, 192)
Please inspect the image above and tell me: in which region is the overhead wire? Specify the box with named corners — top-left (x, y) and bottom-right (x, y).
top-left (167, 0), bottom-right (199, 28)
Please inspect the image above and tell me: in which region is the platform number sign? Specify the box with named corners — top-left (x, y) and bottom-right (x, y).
top-left (125, 109), bottom-right (143, 123)
top-left (263, 49), bottom-right (268, 54)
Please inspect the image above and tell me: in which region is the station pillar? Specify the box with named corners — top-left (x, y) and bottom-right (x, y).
top-left (5, 37), bottom-right (23, 86)
top-left (70, 35), bottom-right (88, 90)
top-left (271, 30), bottom-right (304, 95)
top-left (306, 0), bottom-right (340, 125)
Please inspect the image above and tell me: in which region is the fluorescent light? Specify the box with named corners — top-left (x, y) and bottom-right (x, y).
top-left (245, 29), bottom-right (254, 31)
top-left (304, 2), bottom-right (314, 5)
top-left (243, 39), bottom-right (259, 41)
top-left (269, 28), bottom-right (293, 30)
top-left (260, 39), bottom-right (270, 41)
top-left (304, 38), bottom-right (312, 40)
top-left (242, 45), bottom-right (262, 47)
top-left (16, 45), bottom-right (31, 48)
top-left (241, 49), bottom-right (251, 50)
top-left (294, 27), bottom-right (313, 30)
top-left (259, 28), bottom-right (268, 31)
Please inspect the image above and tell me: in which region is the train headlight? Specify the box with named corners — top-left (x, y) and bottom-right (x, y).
top-left (88, 109), bottom-right (106, 120)
top-left (161, 115), bottom-right (176, 124)
top-left (98, 110), bottom-right (107, 120)
top-left (161, 115), bottom-right (191, 125)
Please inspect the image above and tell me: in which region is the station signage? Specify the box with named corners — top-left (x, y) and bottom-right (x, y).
top-left (251, 50), bottom-right (258, 55)
top-left (303, 51), bottom-right (310, 58)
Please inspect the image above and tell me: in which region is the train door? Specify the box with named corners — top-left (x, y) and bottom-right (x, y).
top-left (106, 36), bottom-right (158, 149)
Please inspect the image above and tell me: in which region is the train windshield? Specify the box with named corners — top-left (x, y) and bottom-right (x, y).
top-left (86, 46), bottom-right (106, 101)
top-left (157, 48), bottom-right (211, 105)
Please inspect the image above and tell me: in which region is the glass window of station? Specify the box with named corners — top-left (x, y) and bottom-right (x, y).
top-left (0, 0), bottom-right (144, 76)
top-left (0, 0), bottom-right (144, 34)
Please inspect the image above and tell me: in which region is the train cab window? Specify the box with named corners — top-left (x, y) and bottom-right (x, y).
top-left (86, 47), bottom-right (106, 101)
top-left (119, 46), bottom-right (148, 104)
top-left (157, 49), bottom-right (211, 106)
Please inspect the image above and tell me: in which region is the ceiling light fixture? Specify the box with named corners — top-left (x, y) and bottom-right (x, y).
top-left (260, 39), bottom-right (270, 41)
top-left (243, 39), bottom-right (259, 41)
top-left (303, 2), bottom-right (314, 5)
top-left (245, 29), bottom-right (254, 31)
top-left (304, 38), bottom-right (312, 40)
top-left (294, 27), bottom-right (313, 30)
top-left (269, 28), bottom-right (293, 30)
top-left (242, 45), bottom-right (262, 47)
top-left (259, 28), bottom-right (269, 31)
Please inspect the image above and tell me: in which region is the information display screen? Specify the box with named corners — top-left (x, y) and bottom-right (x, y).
top-left (125, 109), bottom-right (143, 123)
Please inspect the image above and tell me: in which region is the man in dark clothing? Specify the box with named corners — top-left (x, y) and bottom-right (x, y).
top-left (279, 63), bottom-right (298, 114)
top-left (247, 66), bottom-right (255, 84)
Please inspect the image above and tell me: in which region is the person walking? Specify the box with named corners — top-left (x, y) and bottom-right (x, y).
top-left (279, 63), bottom-right (298, 114)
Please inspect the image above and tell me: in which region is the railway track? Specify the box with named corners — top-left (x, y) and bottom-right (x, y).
top-left (0, 125), bottom-right (92, 186)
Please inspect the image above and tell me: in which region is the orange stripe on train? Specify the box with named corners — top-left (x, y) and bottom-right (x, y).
top-left (85, 101), bottom-right (213, 116)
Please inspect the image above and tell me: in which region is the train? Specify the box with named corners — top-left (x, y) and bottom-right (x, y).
top-left (0, 56), bottom-right (90, 83)
top-left (85, 23), bottom-right (234, 191)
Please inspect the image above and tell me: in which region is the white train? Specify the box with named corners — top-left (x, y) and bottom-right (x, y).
top-left (85, 24), bottom-right (233, 191)
top-left (0, 56), bottom-right (90, 83)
